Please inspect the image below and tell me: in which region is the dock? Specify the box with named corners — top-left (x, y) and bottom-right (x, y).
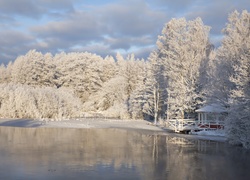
top-left (167, 119), bottom-right (196, 133)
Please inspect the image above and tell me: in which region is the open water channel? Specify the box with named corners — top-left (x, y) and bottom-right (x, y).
top-left (0, 127), bottom-right (249, 180)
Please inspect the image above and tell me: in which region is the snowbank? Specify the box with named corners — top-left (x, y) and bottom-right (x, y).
top-left (191, 129), bottom-right (225, 137)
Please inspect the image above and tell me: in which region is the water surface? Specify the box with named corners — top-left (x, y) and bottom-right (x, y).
top-left (0, 127), bottom-right (249, 180)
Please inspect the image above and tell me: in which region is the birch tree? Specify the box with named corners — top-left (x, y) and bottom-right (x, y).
top-left (137, 51), bottom-right (167, 123)
top-left (157, 17), bottom-right (211, 119)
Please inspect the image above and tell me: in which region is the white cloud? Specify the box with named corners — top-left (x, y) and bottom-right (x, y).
top-left (0, 0), bottom-right (250, 63)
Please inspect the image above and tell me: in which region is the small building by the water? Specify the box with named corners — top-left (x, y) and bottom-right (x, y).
top-left (195, 104), bottom-right (227, 130)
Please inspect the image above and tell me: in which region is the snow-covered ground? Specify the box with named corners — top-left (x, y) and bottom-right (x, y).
top-left (0, 118), bottom-right (163, 131)
top-left (191, 129), bottom-right (225, 137)
top-left (0, 118), bottom-right (227, 142)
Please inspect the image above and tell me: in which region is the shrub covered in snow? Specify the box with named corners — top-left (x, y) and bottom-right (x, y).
top-left (0, 83), bottom-right (82, 120)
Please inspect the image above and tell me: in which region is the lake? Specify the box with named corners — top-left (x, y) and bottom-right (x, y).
top-left (0, 127), bottom-right (249, 180)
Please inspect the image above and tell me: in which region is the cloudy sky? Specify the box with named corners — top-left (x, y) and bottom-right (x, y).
top-left (0, 0), bottom-right (249, 64)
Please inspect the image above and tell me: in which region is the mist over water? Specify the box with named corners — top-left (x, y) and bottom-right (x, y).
top-left (0, 127), bottom-right (249, 180)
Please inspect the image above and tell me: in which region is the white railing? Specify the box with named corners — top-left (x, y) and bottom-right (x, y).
top-left (167, 119), bottom-right (196, 133)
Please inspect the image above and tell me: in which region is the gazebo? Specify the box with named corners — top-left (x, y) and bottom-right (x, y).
top-left (195, 104), bottom-right (227, 129)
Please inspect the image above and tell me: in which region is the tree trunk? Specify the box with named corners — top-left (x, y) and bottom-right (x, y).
top-left (154, 85), bottom-right (159, 125)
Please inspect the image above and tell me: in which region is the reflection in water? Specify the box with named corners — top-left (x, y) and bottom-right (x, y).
top-left (0, 127), bottom-right (249, 180)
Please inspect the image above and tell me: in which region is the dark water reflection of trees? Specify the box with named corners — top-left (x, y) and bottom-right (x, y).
top-left (0, 127), bottom-right (249, 180)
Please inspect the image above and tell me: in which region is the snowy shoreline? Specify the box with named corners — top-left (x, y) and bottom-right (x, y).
top-left (0, 118), bottom-right (164, 130)
top-left (0, 118), bottom-right (227, 142)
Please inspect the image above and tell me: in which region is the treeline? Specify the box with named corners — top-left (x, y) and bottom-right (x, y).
top-left (0, 51), bottom-right (147, 119)
top-left (0, 10), bottom-right (249, 148)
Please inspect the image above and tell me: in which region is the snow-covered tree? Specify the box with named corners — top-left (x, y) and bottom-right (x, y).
top-left (55, 52), bottom-right (104, 102)
top-left (84, 53), bottom-right (147, 119)
top-left (11, 50), bottom-right (55, 87)
top-left (129, 60), bottom-right (148, 120)
top-left (197, 48), bottom-right (217, 104)
top-left (157, 17), bottom-right (211, 119)
top-left (0, 64), bottom-right (6, 84)
top-left (0, 83), bottom-right (82, 119)
top-left (101, 55), bottom-right (117, 82)
top-left (217, 10), bottom-right (250, 149)
top-left (82, 75), bottom-right (127, 117)
top-left (130, 51), bottom-right (166, 123)
top-left (0, 62), bottom-right (13, 84)
top-left (116, 53), bottom-right (144, 118)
